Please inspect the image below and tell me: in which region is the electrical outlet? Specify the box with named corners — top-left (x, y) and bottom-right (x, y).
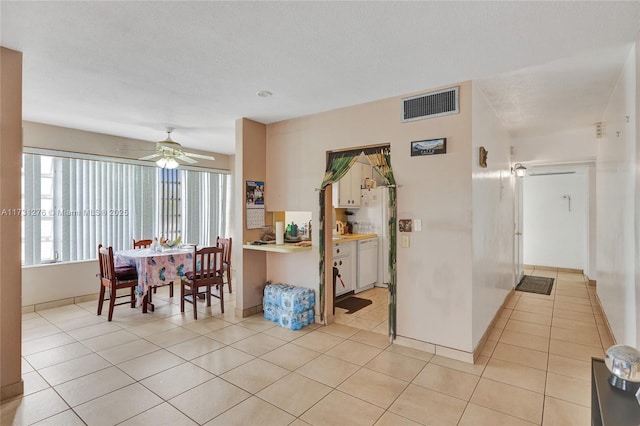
top-left (414, 219), bottom-right (422, 232)
top-left (401, 235), bottom-right (410, 248)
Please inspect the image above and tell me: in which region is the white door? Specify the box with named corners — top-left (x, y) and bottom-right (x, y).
top-left (522, 167), bottom-right (588, 270)
top-left (514, 176), bottom-right (524, 284)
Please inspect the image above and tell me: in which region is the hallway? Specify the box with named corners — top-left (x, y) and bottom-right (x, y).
top-left (2, 267), bottom-right (610, 425)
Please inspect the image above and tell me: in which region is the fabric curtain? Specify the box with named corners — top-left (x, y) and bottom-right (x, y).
top-left (318, 146), bottom-right (397, 340)
top-left (318, 152), bottom-right (360, 322)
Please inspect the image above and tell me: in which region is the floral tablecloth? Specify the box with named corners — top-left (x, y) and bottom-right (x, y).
top-left (115, 247), bottom-right (194, 305)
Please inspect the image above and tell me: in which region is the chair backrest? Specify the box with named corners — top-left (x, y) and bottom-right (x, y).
top-left (216, 237), bottom-right (232, 266)
top-left (192, 246), bottom-right (224, 286)
top-left (133, 239), bottom-right (153, 249)
top-left (98, 244), bottom-right (117, 284)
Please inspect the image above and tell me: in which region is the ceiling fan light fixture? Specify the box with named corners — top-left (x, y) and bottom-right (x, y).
top-left (165, 158), bottom-right (179, 169)
top-left (156, 157), bottom-right (167, 168)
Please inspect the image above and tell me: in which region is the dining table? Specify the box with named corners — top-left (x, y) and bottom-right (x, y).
top-left (115, 246), bottom-right (194, 313)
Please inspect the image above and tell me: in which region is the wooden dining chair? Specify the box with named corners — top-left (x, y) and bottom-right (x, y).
top-left (132, 238), bottom-right (153, 249)
top-left (216, 236), bottom-right (232, 293)
top-left (97, 244), bottom-right (139, 321)
top-left (180, 246), bottom-right (224, 319)
top-left (133, 238), bottom-right (173, 299)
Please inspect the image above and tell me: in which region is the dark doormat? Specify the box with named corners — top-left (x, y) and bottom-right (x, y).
top-left (516, 275), bottom-right (555, 295)
top-left (335, 296), bottom-right (372, 314)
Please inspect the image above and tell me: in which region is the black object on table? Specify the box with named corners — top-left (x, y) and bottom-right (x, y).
top-left (592, 357), bottom-right (640, 425)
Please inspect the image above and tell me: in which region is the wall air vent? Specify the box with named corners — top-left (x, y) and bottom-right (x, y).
top-left (402, 86), bottom-right (459, 122)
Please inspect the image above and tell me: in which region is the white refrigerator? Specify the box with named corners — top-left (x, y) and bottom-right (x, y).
top-left (350, 186), bottom-right (390, 287)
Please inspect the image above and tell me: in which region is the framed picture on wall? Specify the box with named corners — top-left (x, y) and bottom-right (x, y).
top-left (411, 138), bottom-right (446, 157)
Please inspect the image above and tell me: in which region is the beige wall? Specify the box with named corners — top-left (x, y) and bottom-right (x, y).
top-left (23, 121), bottom-right (231, 171)
top-left (262, 82), bottom-right (508, 354)
top-left (1, 47), bottom-right (24, 400)
top-left (235, 118), bottom-right (272, 315)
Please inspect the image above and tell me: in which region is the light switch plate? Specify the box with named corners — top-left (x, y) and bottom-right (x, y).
top-left (401, 235), bottom-right (410, 248)
top-left (414, 219), bottom-right (422, 232)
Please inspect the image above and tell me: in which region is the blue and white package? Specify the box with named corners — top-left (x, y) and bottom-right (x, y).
top-left (263, 283), bottom-right (316, 329)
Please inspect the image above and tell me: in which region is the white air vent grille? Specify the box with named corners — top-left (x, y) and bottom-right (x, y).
top-left (402, 86), bottom-right (459, 122)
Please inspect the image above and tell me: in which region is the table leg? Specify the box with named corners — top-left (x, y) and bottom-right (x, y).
top-left (141, 294), bottom-right (155, 313)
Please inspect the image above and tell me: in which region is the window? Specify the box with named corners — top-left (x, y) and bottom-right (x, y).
top-left (21, 152), bottom-right (229, 266)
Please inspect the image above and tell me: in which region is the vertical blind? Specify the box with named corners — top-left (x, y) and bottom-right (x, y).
top-left (22, 153), bottom-right (229, 265)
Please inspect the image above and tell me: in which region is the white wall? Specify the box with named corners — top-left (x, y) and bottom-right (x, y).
top-left (512, 126), bottom-right (596, 165)
top-left (471, 84), bottom-right (514, 348)
top-left (597, 44), bottom-right (637, 346)
top-left (23, 261), bottom-right (97, 306)
top-left (522, 166), bottom-right (589, 271)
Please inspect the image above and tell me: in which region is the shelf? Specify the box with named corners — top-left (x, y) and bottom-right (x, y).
top-left (243, 243), bottom-right (312, 253)
top-left (592, 357), bottom-right (640, 425)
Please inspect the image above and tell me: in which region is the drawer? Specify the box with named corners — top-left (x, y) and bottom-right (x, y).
top-left (333, 242), bottom-right (353, 257)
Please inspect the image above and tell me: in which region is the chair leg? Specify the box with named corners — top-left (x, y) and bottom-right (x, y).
top-left (219, 284), bottom-right (225, 314)
top-left (148, 286), bottom-right (153, 304)
top-left (107, 286), bottom-right (116, 322)
top-left (97, 284), bottom-right (106, 316)
top-left (180, 282), bottom-right (185, 313)
top-left (130, 286), bottom-right (136, 308)
top-left (192, 284), bottom-right (198, 320)
top-left (206, 285), bottom-right (211, 307)
top-left (227, 267), bottom-right (232, 293)
top-left (169, 282), bottom-right (174, 297)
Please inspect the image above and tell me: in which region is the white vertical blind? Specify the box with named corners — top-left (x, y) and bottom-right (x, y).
top-left (181, 169), bottom-right (229, 246)
top-left (22, 153), bottom-right (228, 265)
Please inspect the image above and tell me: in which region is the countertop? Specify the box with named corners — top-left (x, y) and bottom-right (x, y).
top-left (332, 233), bottom-right (377, 243)
top-left (242, 242), bottom-right (312, 253)
top-left (242, 233), bottom-right (377, 253)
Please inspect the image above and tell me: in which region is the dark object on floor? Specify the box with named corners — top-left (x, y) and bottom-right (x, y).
top-left (335, 296), bottom-right (372, 314)
top-left (516, 275), bottom-right (554, 295)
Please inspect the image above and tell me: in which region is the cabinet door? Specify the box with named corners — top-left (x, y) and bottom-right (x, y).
top-left (336, 163), bottom-right (362, 207)
top-left (335, 254), bottom-right (354, 296)
top-left (349, 163), bottom-right (362, 207)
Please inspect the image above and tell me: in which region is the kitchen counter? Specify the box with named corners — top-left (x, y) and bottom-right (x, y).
top-left (243, 242), bottom-right (312, 253)
top-left (332, 233), bottom-right (377, 243)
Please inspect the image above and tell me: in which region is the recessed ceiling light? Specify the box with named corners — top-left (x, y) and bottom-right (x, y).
top-left (256, 90), bottom-right (272, 98)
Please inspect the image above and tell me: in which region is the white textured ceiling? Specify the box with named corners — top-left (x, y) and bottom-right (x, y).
top-left (2, 1), bottom-right (639, 155)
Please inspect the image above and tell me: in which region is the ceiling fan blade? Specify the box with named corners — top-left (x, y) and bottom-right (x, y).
top-left (139, 153), bottom-right (161, 161)
top-left (177, 154), bottom-right (198, 164)
top-left (184, 152), bottom-right (215, 161)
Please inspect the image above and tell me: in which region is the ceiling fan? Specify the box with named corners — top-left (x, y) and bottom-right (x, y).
top-left (139, 128), bottom-right (215, 169)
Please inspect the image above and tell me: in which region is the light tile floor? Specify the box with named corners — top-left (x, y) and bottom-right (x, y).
top-left (2, 268), bottom-right (610, 425)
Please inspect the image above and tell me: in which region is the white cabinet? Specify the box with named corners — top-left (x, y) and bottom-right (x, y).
top-left (356, 237), bottom-right (378, 293)
top-left (333, 241), bottom-right (355, 297)
top-left (333, 163), bottom-right (362, 208)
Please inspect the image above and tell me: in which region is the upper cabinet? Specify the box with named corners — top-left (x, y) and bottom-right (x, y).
top-left (333, 162), bottom-right (362, 208)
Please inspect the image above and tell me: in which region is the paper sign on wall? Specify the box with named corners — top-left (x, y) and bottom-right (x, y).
top-left (246, 180), bottom-right (265, 229)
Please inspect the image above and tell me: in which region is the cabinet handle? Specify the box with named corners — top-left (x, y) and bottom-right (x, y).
top-left (339, 261), bottom-right (342, 265)
top-left (333, 262), bottom-right (337, 267)
top-left (336, 249), bottom-right (340, 254)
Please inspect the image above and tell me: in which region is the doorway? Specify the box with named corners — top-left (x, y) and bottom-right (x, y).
top-left (520, 164), bottom-right (593, 274)
top-left (318, 145), bottom-right (398, 340)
